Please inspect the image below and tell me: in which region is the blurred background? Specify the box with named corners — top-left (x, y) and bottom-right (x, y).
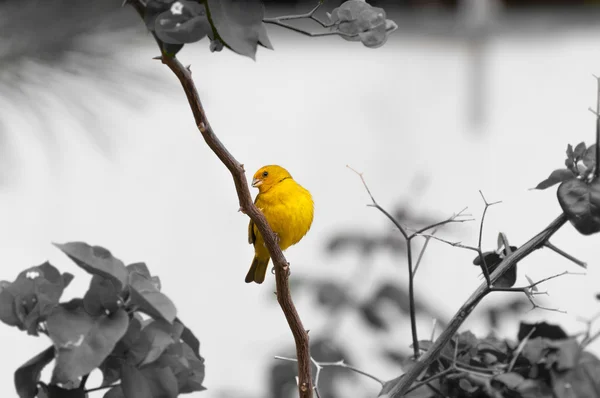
top-left (2, 0), bottom-right (600, 397)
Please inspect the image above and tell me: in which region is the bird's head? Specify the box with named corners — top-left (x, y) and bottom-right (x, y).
top-left (251, 165), bottom-right (292, 193)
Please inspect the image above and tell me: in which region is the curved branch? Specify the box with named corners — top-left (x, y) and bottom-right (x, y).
top-left (126, 2), bottom-right (313, 397)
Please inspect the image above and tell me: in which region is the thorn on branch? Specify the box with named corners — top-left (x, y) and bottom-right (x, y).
top-left (152, 55), bottom-right (162, 60)
top-left (544, 241), bottom-right (587, 269)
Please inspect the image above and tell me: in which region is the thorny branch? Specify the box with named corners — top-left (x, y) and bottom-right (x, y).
top-left (126, 1), bottom-right (314, 397)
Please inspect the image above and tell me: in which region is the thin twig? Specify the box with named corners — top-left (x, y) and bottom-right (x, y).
top-left (126, 1), bottom-right (314, 396)
top-left (84, 383), bottom-right (119, 393)
top-left (347, 165), bottom-right (421, 357)
top-left (544, 241), bottom-right (587, 269)
top-left (275, 356), bottom-right (385, 388)
top-left (508, 327), bottom-right (536, 371)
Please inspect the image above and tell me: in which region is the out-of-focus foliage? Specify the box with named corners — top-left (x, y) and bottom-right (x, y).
top-left (378, 322), bottom-right (600, 398)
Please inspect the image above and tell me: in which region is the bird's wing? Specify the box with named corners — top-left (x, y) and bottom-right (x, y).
top-left (248, 218), bottom-right (256, 244)
top-left (248, 194), bottom-right (259, 244)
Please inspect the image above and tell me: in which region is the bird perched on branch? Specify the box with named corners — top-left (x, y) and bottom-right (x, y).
top-left (246, 165), bottom-right (314, 284)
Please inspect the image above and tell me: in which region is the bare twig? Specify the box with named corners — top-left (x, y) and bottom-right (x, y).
top-left (347, 165), bottom-right (421, 357)
top-left (127, 2), bottom-right (313, 396)
top-left (508, 327), bottom-right (536, 371)
top-left (490, 271), bottom-right (583, 313)
top-left (275, 355), bottom-right (385, 396)
top-left (544, 241), bottom-right (587, 269)
top-left (84, 383), bottom-right (119, 394)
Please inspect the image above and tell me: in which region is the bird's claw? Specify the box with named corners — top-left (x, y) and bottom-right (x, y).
top-left (271, 263), bottom-right (291, 277)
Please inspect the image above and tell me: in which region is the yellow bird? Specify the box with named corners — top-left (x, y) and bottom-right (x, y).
top-left (246, 165), bottom-right (314, 284)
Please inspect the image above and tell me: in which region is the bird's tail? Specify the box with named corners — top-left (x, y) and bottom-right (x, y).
top-left (245, 255), bottom-right (271, 284)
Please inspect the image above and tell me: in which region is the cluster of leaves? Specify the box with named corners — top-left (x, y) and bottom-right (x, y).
top-left (0, 242), bottom-right (205, 398)
top-left (139, 0), bottom-right (395, 59)
top-left (382, 322), bottom-right (600, 398)
top-left (535, 141), bottom-right (600, 235)
top-left (328, 0), bottom-right (395, 48)
top-left (143, 0), bottom-right (272, 58)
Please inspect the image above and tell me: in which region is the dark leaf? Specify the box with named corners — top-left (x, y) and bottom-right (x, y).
top-left (516, 379), bottom-right (555, 398)
top-left (574, 142), bottom-right (587, 158)
top-left (154, 1), bottom-right (211, 44)
top-left (176, 318), bottom-right (202, 360)
top-left (518, 322), bottom-right (568, 341)
top-left (534, 169), bottom-right (576, 190)
top-left (14, 346), bottom-right (55, 398)
top-left (83, 275), bottom-right (122, 316)
top-left (128, 272), bottom-right (176, 323)
top-left (46, 302), bottom-right (129, 384)
top-left (54, 242), bottom-right (128, 291)
top-left (140, 320), bottom-right (174, 366)
top-left (557, 178), bottom-right (600, 235)
top-left (473, 249), bottom-right (518, 288)
top-left (204, 0), bottom-right (270, 59)
top-left (37, 383), bottom-right (87, 398)
top-left (121, 363), bottom-right (152, 398)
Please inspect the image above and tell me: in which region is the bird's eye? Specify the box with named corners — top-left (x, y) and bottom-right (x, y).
top-left (262, 171), bottom-right (268, 177)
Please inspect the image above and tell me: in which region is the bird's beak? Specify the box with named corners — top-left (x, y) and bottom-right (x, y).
top-left (251, 178), bottom-right (262, 188)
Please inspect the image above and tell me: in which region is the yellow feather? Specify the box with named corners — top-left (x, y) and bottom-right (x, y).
top-left (245, 165), bottom-right (314, 284)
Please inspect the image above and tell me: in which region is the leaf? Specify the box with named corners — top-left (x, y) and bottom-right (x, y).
top-left (140, 366), bottom-right (179, 398)
top-left (551, 351), bottom-right (600, 398)
top-left (473, 249), bottom-right (518, 288)
top-left (14, 346), bottom-right (55, 398)
top-left (140, 320), bottom-right (174, 366)
top-left (103, 386), bottom-right (125, 398)
top-left (157, 342), bottom-right (206, 393)
top-left (154, 1), bottom-right (212, 44)
top-left (83, 275), bottom-right (122, 316)
top-left (459, 378), bottom-right (478, 393)
top-left (557, 178), bottom-right (600, 235)
top-left (126, 263), bottom-right (151, 278)
top-left (176, 318), bottom-right (202, 360)
top-left (37, 383), bottom-right (87, 398)
top-left (54, 242), bottom-right (128, 291)
top-left (204, 0), bottom-right (269, 59)
top-left (0, 262), bottom-right (71, 335)
top-left (46, 301), bottom-right (129, 384)
top-left (583, 144), bottom-right (597, 169)
top-left (574, 142), bottom-right (587, 158)
top-left (493, 372), bottom-right (525, 389)
top-left (121, 363), bottom-right (152, 398)
top-left (128, 272), bottom-right (176, 323)
top-left (518, 321), bottom-right (567, 341)
top-left (566, 144), bottom-right (574, 160)
top-left (534, 169), bottom-right (575, 190)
